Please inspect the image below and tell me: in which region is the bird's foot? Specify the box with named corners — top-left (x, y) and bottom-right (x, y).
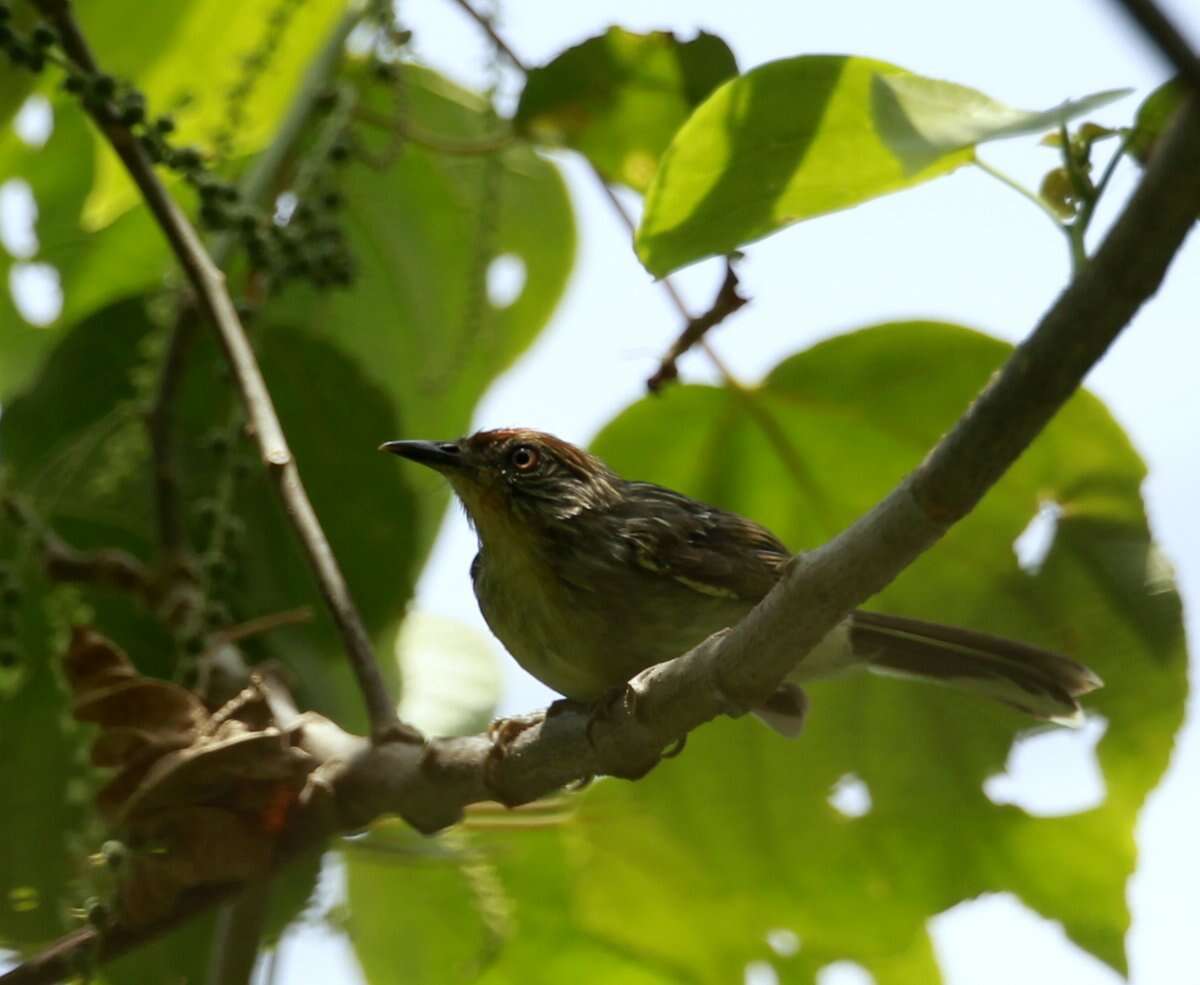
top-left (482, 710), bottom-right (546, 805)
top-left (581, 682), bottom-right (674, 781)
top-left (584, 682), bottom-right (640, 749)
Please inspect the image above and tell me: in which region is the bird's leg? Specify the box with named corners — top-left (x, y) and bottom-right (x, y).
top-left (584, 681), bottom-right (642, 748)
top-left (481, 709), bottom-right (554, 805)
top-left (581, 681), bottom-right (675, 780)
top-left (546, 696), bottom-right (590, 719)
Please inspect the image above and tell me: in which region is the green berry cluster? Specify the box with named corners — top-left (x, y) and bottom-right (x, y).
top-left (2, 1), bottom-right (357, 293)
top-left (213, 0), bottom-right (305, 162)
top-left (0, 6), bottom-right (57, 73)
top-left (176, 419), bottom-right (253, 657)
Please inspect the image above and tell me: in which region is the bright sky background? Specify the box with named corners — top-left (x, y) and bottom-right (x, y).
top-left (3, 1), bottom-right (1197, 983)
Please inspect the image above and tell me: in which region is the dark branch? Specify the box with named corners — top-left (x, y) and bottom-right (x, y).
top-left (445, 0), bottom-right (529, 72)
top-left (443, 0), bottom-right (756, 392)
top-left (1108, 0), bottom-right (1200, 92)
top-left (31, 0), bottom-right (404, 745)
top-left (3, 498), bottom-right (151, 598)
top-left (646, 261), bottom-right (749, 392)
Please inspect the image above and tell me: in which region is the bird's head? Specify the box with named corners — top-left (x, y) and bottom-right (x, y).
top-left (381, 429), bottom-right (621, 535)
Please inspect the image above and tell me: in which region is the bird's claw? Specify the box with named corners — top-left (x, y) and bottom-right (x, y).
top-left (483, 711), bottom-right (546, 805)
top-left (584, 682), bottom-right (640, 749)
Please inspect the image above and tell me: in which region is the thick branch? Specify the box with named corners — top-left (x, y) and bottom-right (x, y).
top-left (33, 0), bottom-right (402, 744)
top-left (7, 90), bottom-right (1197, 985)
top-left (1109, 0), bottom-right (1200, 92)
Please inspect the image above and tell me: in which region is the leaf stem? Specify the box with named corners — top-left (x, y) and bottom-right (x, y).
top-left (973, 155), bottom-right (1067, 228)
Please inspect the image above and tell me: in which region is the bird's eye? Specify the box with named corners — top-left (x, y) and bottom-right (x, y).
top-left (509, 445), bottom-right (540, 472)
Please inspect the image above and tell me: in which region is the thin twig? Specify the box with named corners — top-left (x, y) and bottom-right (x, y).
top-left (973, 155), bottom-right (1069, 228)
top-left (3, 497), bottom-right (152, 598)
top-left (213, 606), bottom-right (313, 645)
top-left (354, 105), bottom-right (514, 155)
top-left (445, 0), bottom-right (528, 72)
top-left (33, 0), bottom-right (405, 745)
top-left (1107, 0), bottom-right (1200, 93)
top-left (646, 262), bottom-right (749, 391)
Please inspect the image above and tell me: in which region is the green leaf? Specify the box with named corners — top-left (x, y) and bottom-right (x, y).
top-left (516, 27), bottom-right (737, 192)
top-left (573, 322), bottom-right (1185, 978)
top-left (1129, 77), bottom-right (1183, 165)
top-left (0, 99), bottom-right (171, 400)
top-left (0, 298), bottom-right (420, 729)
top-left (267, 64), bottom-right (575, 554)
top-left (395, 613), bottom-right (504, 737)
top-left (346, 826), bottom-right (680, 985)
top-left (636, 55), bottom-right (1129, 274)
top-left (0, 559), bottom-right (89, 950)
top-left (80, 0), bottom-right (348, 228)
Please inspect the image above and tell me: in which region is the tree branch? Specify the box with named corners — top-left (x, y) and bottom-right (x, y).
top-left (31, 0), bottom-right (404, 745)
top-left (6, 84), bottom-right (1197, 985)
top-left (646, 261), bottom-right (749, 391)
top-left (205, 884), bottom-right (271, 985)
top-left (1108, 0), bottom-right (1200, 92)
top-left (445, 0), bottom-right (528, 72)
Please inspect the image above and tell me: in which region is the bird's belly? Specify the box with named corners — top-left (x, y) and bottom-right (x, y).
top-left (474, 557), bottom-right (742, 702)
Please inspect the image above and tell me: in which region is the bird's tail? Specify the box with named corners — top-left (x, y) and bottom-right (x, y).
top-left (754, 610), bottom-right (1102, 737)
top-left (848, 610), bottom-right (1102, 726)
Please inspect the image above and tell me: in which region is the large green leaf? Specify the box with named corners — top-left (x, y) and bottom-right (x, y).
top-left (636, 55), bottom-right (1127, 274)
top-left (578, 321), bottom-right (1184, 979)
top-left (346, 824), bottom-right (679, 985)
top-left (267, 64), bottom-right (574, 552)
top-left (395, 612), bottom-right (504, 737)
top-left (515, 27), bottom-right (737, 192)
top-left (0, 552), bottom-right (89, 949)
top-left (0, 307), bottom-right (419, 715)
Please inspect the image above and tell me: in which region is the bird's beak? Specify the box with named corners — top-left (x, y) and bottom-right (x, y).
top-left (378, 440), bottom-right (466, 470)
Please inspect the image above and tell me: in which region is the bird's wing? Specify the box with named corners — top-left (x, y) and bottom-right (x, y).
top-left (609, 482), bottom-right (792, 600)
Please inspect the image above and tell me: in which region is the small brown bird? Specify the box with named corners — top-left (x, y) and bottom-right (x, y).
top-left (382, 428), bottom-right (1101, 735)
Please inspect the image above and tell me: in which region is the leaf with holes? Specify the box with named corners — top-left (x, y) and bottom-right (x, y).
top-left (635, 55), bottom-right (1128, 274)
top-left (563, 321), bottom-right (1182, 981)
top-left (0, 99), bottom-right (170, 399)
top-left (516, 27), bottom-right (738, 192)
top-left (346, 824), bottom-right (681, 985)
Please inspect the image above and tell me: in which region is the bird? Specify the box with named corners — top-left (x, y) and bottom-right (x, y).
top-left (381, 428), bottom-right (1101, 736)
